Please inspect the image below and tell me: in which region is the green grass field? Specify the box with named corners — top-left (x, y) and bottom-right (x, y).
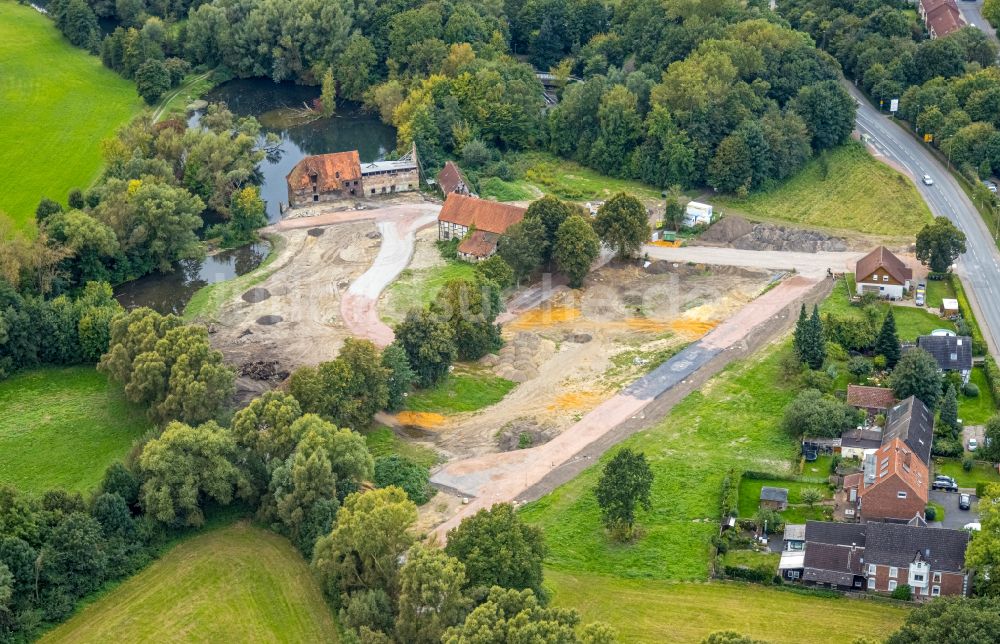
top-left (40, 522), bottom-right (338, 643)
top-left (478, 176), bottom-right (539, 202)
top-left (364, 425), bottom-right (440, 468)
top-left (0, 1), bottom-right (141, 233)
top-left (716, 143), bottom-right (933, 237)
top-left (520, 345), bottom-right (801, 580)
top-left (924, 279), bottom-right (955, 310)
top-left (513, 152), bottom-right (664, 204)
top-left (380, 259), bottom-right (477, 326)
top-left (0, 367), bottom-right (151, 493)
top-left (546, 569), bottom-right (909, 643)
top-left (822, 276), bottom-right (955, 341)
top-left (405, 366), bottom-right (516, 414)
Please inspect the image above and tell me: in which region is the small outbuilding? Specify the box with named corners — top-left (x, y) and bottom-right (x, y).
top-left (683, 201), bottom-right (713, 228)
top-left (940, 298), bottom-right (959, 317)
top-left (760, 486), bottom-right (789, 511)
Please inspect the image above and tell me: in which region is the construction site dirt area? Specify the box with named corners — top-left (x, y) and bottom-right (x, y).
top-left (209, 220), bottom-right (380, 400)
top-left (420, 261), bottom-right (775, 460)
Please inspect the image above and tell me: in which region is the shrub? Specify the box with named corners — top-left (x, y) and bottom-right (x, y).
top-left (373, 455), bottom-right (433, 505)
top-left (963, 382), bottom-right (981, 398)
top-left (977, 481), bottom-right (990, 498)
top-left (925, 506), bottom-right (937, 521)
top-left (801, 369), bottom-right (833, 393)
top-left (847, 356), bottom-right (874, 380)
top-left (932, 437), bottom-right (963, 458)
top-left (963, 456), bottom-right (975, 472)
top-left (436, 238), bottom-right (460, 260)
top-left (984, 356), bottom-right (1000, 402)
top-left (873, 355), bottom-right (887, 370)
top-left (755, 508), bottom-right (783, 534)
top-left (720, 469), bottom-right (741, 518)
top-left (724, 565), bottom-right (773, 584)
top-left (890, 584), bottom-right (913, 601)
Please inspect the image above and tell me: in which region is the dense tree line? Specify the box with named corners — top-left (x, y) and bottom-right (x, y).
top-left (781, 0), bottom-right (1000, 177)
top-left (0, 281), bottom-right (121, 381)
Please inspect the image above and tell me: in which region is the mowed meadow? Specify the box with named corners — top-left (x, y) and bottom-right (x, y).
top-left (39, 523), bottom-right (339, 643)
top-left (0, 366), bottom-right (151, 492)
top-left (0, 1), bottom-right (141, 233)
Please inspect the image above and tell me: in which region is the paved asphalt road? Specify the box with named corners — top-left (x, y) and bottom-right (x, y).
top-left (847, 82), bottom-right (1000, 356)
top-left (956, 0), bottom-right (997, 42)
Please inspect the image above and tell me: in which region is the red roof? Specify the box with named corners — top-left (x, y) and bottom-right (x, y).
top-left (855, 246), bottom-right (912, 284)
top-left (437, 161), bottom-right (468, 195)
top-left (438, 194), bottom-right (526, 235)
top-left (926, 3), bottom-right (964, 37)
top-left (846, 385), bottom-right (896, 410)
top-left (457, 230), bottom-right (500, 258)
top-left (286, 151), bottom-right (361, 192)
top-left (860, 438), bottom-right (928, 505)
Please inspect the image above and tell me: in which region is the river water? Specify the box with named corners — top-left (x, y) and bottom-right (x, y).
top-left (194, 78), bottom-right (398, 222)
top-left (115, 78), bottom-right (397, 313)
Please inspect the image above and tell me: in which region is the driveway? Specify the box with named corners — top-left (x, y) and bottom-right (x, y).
top-left (929, 489), bottom-right (979, 529)
top-left (962, 425), bottom-right (986, 453)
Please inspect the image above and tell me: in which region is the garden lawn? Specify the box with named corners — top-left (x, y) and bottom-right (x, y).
top-left (924, 279), bottom-right (955, 310)
top-left (0, 367), bottom-right (151, 493)
top-left (722, 549), bottom-right (780, 572)
top-left (380, 259), bottom-right (476, 325)
top-left (405, 365), bottom-right (516, 414)
top-left (39, 523), bottom-right (338, 643)
top-left (519, 345), bottom-right (802, 580)
top-left (737, 477), bottom-right (833, 524)
top-left (927, 501), bottom-right (946, 523)
top-left (0, 1), bottom-right (141, 233)
top-left (935, 458), bottom-right (1000, 489)
top-left (715, 143), bottom-right (932, 236)
top-left (959, 368), bottom-right (997, 425)
top-left (512, 152), bottom-right (664, 204)
top-left (546, 569), bottom-right (909, 644)
top-left (363, 425), bottom-right (439, 468)
top-left (822, 276), bottom-right (955, 341)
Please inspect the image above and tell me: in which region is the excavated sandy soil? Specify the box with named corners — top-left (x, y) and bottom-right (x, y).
top-left (210, 221), bottom-right (379, 401)
top-left (401, 261), bottom-right (774, 460)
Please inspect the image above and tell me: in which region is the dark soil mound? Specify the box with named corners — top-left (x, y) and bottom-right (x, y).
top-left (242, 287), bottom-right (271, 303)
top-left (256, 315), bottom-right (283, 325)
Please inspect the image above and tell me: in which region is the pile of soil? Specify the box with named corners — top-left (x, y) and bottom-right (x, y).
top-left (496, 418), bottom-right (557, 451)
top-left (238, 360), bottom-right (289, 382)
top-left (490, 332), bottom-right (556, 383)
top-left (698, 215), bottom-right (848, 252)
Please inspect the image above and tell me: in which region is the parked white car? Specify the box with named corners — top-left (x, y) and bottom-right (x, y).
top-left (969, 438), bottom-right (978, 451)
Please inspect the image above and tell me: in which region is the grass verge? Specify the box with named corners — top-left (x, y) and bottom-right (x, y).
top-left (0, 366), bottom-right (151, 493)
top-left (715, 143), bottom-right (933, 237)
top-left (183, 234), bottom-right (282, 321)
top-left (520, 344), bottom-right (801, 580)
top-left (39, 522), bottom-right (337, 643)
top-left (0, 1), bottom-right (142, 233)
top-left (405, 365), bottom-right (516, 415)
top-left (545, 569), bottom-right (909, 644)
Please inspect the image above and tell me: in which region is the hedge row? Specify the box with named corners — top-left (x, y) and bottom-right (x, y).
top-left (724, 565), bottom-right (775, 584)
top-left (950, 274), bottom-right (988, 356)
top-left (720, 468), bottom-right (740, 518)
top-left (983, 355), bottom-right (1000, 406)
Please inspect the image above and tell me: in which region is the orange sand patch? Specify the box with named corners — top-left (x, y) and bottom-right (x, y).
top-left (508, 306), bottom-right (581, 330)
top-left (621, 317), bottom-right (673, 333)
top-left (395, 411), bottom-right (445, 428)
top-left (650, 240), bottom-right (683, 248)
top-left (547, 390), bottom-right (606, 413)
top-left (669, 319), bottom-right (718, 340)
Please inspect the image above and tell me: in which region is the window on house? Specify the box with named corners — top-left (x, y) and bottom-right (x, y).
top-left (788, 570), bottom-right (800, 580)
top-left (897, 491), bottom-right (907, 499)
top-left (883, 275), bottom-right (889, 282)
top-left (371, 189), bottom-right (375, 194)
top-left (933, 572), bottom-right (942, 583)
top-left (932, 586), bottom-right (941, 597)
top-left (868, 564), bottom-right (877, 575)
top-left (889, 567), bottom-right (898, 578)
top-left (867, 577), bottom-right (876, 589)
top-left (888, 580), bottom-right (897, 591)
top-left (913, 574), bottom-right (924, 582)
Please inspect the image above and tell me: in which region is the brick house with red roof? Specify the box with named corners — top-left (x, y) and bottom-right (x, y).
top-left (919, 0), bottom-right (965, 38)
top-left (285, 145), bottom-right (419, 207)
top-left (846, 438), bottom-right (929, 524)
top-left (846, 385), bottom-right (896, 418)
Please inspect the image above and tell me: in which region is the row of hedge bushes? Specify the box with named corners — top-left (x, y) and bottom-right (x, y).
top-left (983, 355), bottom-right (1000, 405)
top-left (720, 468), bottom-right (740, 519)
top-left (950, 274), bottom-right (988, 356)
top-left (723, 565), bottom-right (778, 585)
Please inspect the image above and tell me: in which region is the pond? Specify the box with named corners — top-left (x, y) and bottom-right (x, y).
top-left (191, 78), bottom-right (398, 222)
top-left (114, 242), bottom-right (270, 315)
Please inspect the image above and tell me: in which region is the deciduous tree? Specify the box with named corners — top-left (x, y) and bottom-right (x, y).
top-left (498, 217), bottom-right (548, 283)
top-left (395, 544), bottom-right (470, 644)
top-left (382, 343), bottom-right (415, 412)
top-left (394, 308), bottom-right (456, 388)
top-left (431, 276), bottom-right (503, 361)
top-left (916, 217), bottom-right (967, 273)
top-left (783, 389), bottom-right (857, 438)
top-left (444, 503), bottom-right (546, 596)
top-left (554, 214), bottom-right (601, 288)
top-left (595, 448), bottom-right (654, 541)
top-left (885, 596), bottom-right (1000, 643)
top-left (593, 193), bottom-right (650, 259)
top-left (374, 455), bottom-right (432, 505)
